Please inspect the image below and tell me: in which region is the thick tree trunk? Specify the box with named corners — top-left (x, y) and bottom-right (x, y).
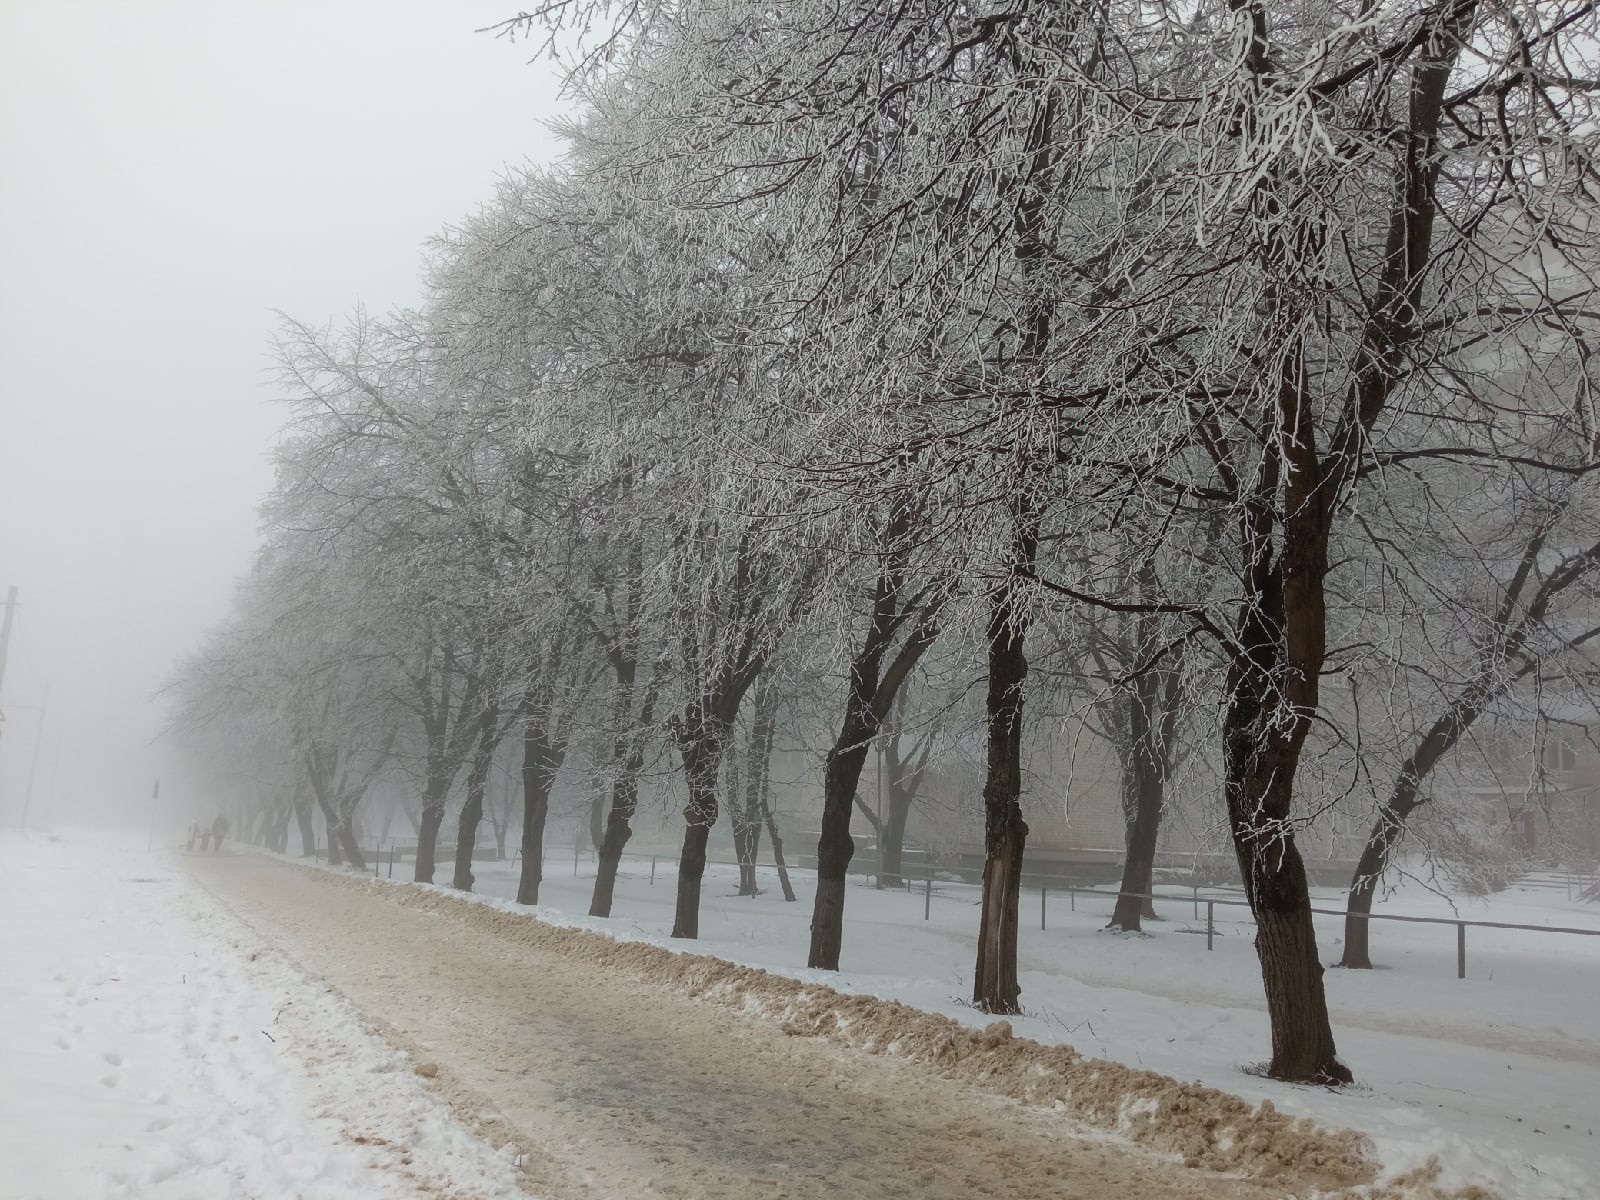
top-left (516, 722), bottom-right (564, 906)
top-left (588, 789), bottom-right (606, 855)
top-left (589, 534), bottom-right (651, 916)
top-left (589, 767), bottom-right (639, 918)
top-left (672, 744), bottom-right (722, 939)
top-left (453, 787), bottom-right (484, 891)
top-left (589, 656), bottom-right (658, 918)
top-left (879, 792), bottom-right (911, 891)
top-left (295, 795), bottom-right (316, 857)
top-left (973, 563), bottom-right (1031, 1015)
top-left (413, 785), bottom-right (447, 884)
top-left (453, 715), bottom-right (499, 892)
top-left (1108, 748), bottom-right (1163, 931)
top-left (1226, 695), bottom-right (1350, 1083)
top-left (809, 739), bottom-right (871, 967)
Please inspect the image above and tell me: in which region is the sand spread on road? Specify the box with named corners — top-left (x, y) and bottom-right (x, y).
top-left (191, 854), bottom-right (1486, 1200)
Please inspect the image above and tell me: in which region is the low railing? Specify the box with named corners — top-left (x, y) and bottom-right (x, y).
top-left (311, 837), bottom-right (1600, 980)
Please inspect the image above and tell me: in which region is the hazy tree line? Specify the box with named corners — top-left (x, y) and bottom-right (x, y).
top-left (165, 0), bottom-right (1600, 1085)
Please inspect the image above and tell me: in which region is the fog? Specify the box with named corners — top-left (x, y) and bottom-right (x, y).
top-left (0, 0), bottom-right (568, 829)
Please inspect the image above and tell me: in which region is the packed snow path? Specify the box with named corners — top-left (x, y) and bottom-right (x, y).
top-left (189, 851), bottom-right (1349, 1200)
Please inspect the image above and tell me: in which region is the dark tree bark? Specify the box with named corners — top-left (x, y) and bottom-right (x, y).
top-left (971, 33), bottom-right (1057, 1010)
top-left (671, 728), bottom-right (726, 939)
top-left (453, 704), bottom-right (503, 893)
top-left (589, 535), bottom-right (659, 918)
top-left (972, 521), bottom-right (1034, 1015)
top-left (1107, 641), bottom-right (1182, 931)
top-left (1219, 411), bottom-right (1349, 1083)
top-left (516, 708), bottom-right (567, 907)
top-left (1339, 801), bottom-right (1418, 971)
top-left (412, 779), bottom-right (450, 885)
top-left (1199, 0), bottom-right (1478, 1088)
top-left (1108, 765), bottom-right (1161, 930)
top-left (810, 508), bottom-right (942, 969)
top-left (589, 748), bottom-right (644, 917)
top-left (589, 665), bottom-right (657, 918)
top-left (665, 521), bottom-right (809, 939)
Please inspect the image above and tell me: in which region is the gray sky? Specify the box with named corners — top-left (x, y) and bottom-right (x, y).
top-left (0, 0), bottom-right (569, 827)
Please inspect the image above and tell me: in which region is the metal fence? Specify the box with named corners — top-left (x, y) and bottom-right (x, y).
top-left (316, 837), bottom-right (1600, 981)
top-left (589, 848), bottom-right (1600, 982)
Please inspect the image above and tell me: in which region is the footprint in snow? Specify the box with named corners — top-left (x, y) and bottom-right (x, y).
top-left (102, 1051), bottom-right (124, 1066)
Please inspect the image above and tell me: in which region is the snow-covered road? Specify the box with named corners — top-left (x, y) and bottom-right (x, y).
top-left (0, 833), bottom-right (532, 1200)
top-left (184, 850), bottom-right (1365, 1200)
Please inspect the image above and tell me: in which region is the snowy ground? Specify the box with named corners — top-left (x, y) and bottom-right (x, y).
top-left (0, 831), bottom-right (532, 1200)
top-left (444, 845), bottom-right (1600, 1200)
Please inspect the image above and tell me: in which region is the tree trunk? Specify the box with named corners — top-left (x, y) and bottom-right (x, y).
top-left (333, 815), bottom-right (365, 870)
top-left (725, 736), bottom-right (759, 896)
top-left (312, 792), bottom-right (365, 870)
top-left (295, 794), bottom-right (316, 857)
top-left (757, 784), bottom-right (796, 902)
top-left (588, 788), bottom-right (606, 854)
top-left (589, 654), bottom-right (660, 918)
top-left (1225, 684), bottom-right (1350, 1083)
top-left (1341, 790), bottom-right (1426, 967)
top-left (453, 709), bottom-right (500, 893)
top-left (413, 784), bottom-right (447, 884)
top-left (589, 763), bottom-right (640, 917)
top-left (672, 734), bottom-right (723, 939)
top-left (973, 557), bottom-right (1031, 1015)
top-left (516, 721), bottom-right (565, 906)
top-left (809, 738), bottom-right (871, 967)
top-left (1108, 728), bottom-right (1163, 931)
top-left (733, 681), bottom-right (777, 897)
top-left (453, 785), bottom-right (483, 892)
top-left (879, 790), bottom-right (911, 890)
top-left (876, 709), bottom-right (930, 891)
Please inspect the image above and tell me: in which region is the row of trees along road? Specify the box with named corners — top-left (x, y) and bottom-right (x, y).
top-left (166, 1), bottom-right (1600, 1085)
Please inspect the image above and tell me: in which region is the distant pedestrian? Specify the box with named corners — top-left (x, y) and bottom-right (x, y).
top-left (200, 825), bottom-right (213, 852)
top-left (211, 814), bottom-right (229, 852)
top-left (187, 821), bottom-right (199, 852)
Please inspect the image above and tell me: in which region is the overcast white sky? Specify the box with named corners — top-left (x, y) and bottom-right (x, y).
top-left (0, 1), bottom-right (570, 828)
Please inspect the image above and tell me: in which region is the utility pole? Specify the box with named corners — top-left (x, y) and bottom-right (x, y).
top-left (19, 683), bottom-right (47, 831)
top-left (0, 586), bottom-right (17, 753)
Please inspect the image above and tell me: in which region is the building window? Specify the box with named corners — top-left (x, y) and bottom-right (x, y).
top-left (1544, 740), bottom-right (1577, 772)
